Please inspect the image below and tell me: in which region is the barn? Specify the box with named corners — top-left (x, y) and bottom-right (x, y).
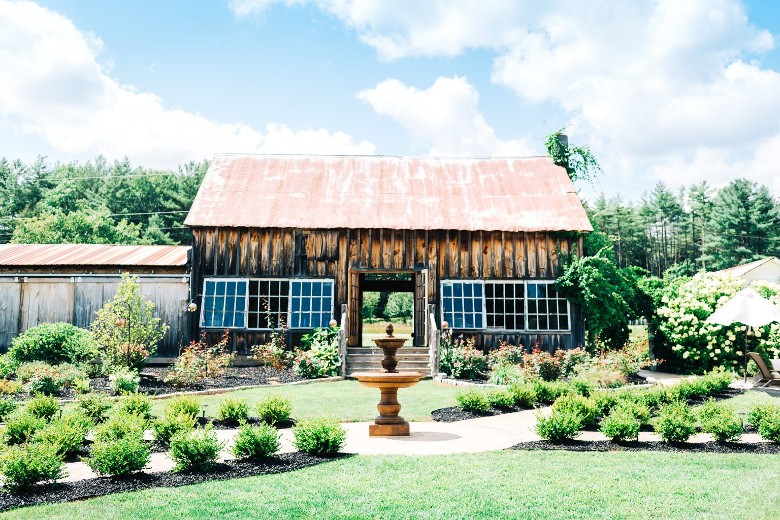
top-left (0, 243), bottom-right (191, 357)
top-left (184, 154), bottom-right (592, 375)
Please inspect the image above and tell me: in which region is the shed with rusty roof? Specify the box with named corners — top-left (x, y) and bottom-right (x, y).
top-left (185, 154), bottom-right (592, 374)
top-left (0, 244), bottom-right (191, 356)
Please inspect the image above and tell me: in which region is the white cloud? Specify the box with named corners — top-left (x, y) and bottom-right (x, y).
top-left (243, 0), bottom-right (780, 192)
top-left (358, 76), bottom-right (533, 157)
top-left (0, 0), bottom-right (374, 168)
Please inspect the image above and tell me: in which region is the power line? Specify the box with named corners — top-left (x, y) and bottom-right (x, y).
top-left (0, 210), bottom-right (190, 222)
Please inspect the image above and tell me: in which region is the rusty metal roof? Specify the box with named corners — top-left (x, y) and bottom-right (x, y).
top-left (184, 154), bottom-right (593, 232)
top-left (0, 244), bottom-right (190, 267)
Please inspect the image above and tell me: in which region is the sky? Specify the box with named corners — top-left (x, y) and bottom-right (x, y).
top-left (1, 0), bottom-right (780, 202)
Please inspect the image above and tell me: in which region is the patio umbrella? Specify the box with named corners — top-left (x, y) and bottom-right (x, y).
top-left (705, 287), bottom-right (780, 383)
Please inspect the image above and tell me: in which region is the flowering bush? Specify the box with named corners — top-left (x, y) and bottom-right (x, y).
top-left (440, 336), bottom-right (488, 380)
top-left (292, 327), bottom-right (341, 378)
top-left (521, 346), bottom-right (564, 381)
top-left (656, 272), bottom-right (778, 374)
top-left (105, 343), bottom-right (149, 372)
top-left (165, 330), bottom-right (234, 387)
top-left (487, 342), bottom-right (525, 367)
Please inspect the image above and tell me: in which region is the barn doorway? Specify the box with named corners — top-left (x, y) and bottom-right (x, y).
top-left (347, 269), bottom-right (428, 348)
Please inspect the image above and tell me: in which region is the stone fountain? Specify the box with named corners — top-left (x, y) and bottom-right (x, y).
top-left (353, 324), bottom-right (423, 436)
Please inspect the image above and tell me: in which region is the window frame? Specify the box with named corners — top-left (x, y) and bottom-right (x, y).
top-left (199, 277), bottom-right (249, 329)
top-left (200, 276), bottom-right (335, 331)
top-left (440, 279), bottom-right (571, 334)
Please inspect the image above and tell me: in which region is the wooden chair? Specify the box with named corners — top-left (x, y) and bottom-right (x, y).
top-left (747, 352), bottom-right (780, 387)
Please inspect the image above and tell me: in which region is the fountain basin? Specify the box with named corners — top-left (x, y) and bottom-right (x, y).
top-left (353, 371), bottom-right (423, 436)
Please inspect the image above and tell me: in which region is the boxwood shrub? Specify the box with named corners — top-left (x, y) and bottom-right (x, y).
top-left (153, 413), bottom-right (197, 446)
top-left (26, 393), bottom-right (59, 421)
top-left (231, 423), bottom-right (281, 460)
top-left (256, 395), bottom-right (292, 425)
top-left (32, 411), bottom-right (93, 457)
top-left (534, 409), bottom-right (582, 442)
top-left (77, 392), bottom-right (113, 424)
top-left (4, 411), bottom-right (47, 445)
top-left (485, 389), bottom-right (515, 410)
top-left (655, 402), bottom-right (697, 443)
top-left (292, 417), bottom-right (347, 455)
top-left (455, 389), bottom-right (490, 414)
top-left (164, 396), bottom-right (201, 419)
top-left (87, 436), bottom-right (151, 477)
top-left (0, 442), bottom-right (64, 491)
top-left (551, 394), bottom-right (598, 428)
top-left (116, 393), bottom-right (153, 423)
top-left (170, 427), bottom-right (224, 472)
top-left (599, 409), bottom-right (640, 442)
top-left (217, 398), bottom-right (250, 425)
top-left (508, 382), bottom-right (536, 408)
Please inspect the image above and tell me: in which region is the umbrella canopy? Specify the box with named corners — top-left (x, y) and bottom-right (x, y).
top-left (706, 287), bottom-right (780, 327)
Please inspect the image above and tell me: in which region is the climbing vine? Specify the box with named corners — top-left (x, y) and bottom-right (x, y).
top-left (545, 129), bottom-right (602, 182)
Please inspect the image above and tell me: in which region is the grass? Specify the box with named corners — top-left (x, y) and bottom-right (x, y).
top-left (149, 380), bottom-right (460, 422)
top-left (7, 450), bottom-right (780, 519)
top-left (704, 389), bottom-right (779, 414)
top-left (362, 320), bottom-right (413, 346)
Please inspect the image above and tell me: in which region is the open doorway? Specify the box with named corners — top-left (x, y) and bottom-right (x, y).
top-left (360, 272), bottom-right (413, 347)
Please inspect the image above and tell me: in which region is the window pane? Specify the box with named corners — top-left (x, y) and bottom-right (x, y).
top-left (443, 284), bottom-right (452, 297)
top-left (527, 283), bottom-right (537, 299)
top-left (463, 284), bottom-right (472, 297)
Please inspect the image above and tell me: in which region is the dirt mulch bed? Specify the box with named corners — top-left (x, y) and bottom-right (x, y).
top-left (511, 439), bottom-right (780, 454)
top-left (89, 366), bottom-right (306, 397)
top-left (0, 452), bottom-right (344, 513)
top-left (431, 405), bottom-right (532, 422)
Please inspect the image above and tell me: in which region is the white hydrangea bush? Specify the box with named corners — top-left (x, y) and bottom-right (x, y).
top-left (657, 272), bottom-right (780, 374)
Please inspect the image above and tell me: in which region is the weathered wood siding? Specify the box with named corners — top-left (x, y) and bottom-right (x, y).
top-left (0, 276), bottom-right (189, 356)
top-left (191, 227), bottom-right (585, 353)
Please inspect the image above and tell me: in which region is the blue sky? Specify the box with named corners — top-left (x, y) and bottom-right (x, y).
top-left (1, 0), bottom-right (780, 202)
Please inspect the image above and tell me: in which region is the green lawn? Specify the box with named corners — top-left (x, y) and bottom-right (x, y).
top-left (151, 380), bottom-right (460, 422)
top-left (7, 450), bottom-right (780, 519)
top-left (713, 389), bottom-right (779, 414)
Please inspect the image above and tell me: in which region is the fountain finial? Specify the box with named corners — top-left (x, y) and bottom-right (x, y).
top-left (385, 323), bottom-right (394, 337)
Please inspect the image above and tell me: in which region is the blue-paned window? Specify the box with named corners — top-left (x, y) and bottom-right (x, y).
top-left (441, 281), bottom-right (484, 329)
top-left (289, 280), bottom-right (334, 328)
top-left (201, 279), bottom-right (247, 328)
top-left (526, 281), bottom-right (570, 331)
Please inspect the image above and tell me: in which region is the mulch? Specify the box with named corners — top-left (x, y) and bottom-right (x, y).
top-left (90, 366), bottom-right (306, 396)
top-left (0, 452), bottom-right (345, 513)
top-left (511, 439), bottom-right (780, 454)
top-left (431, 405), bottom-right (531, 422)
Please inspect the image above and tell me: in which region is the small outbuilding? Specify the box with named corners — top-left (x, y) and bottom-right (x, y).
top-left (185, 154), bottom-right (592, 374)
top-left (715, 257), bottom-right (780, 285)
top-left (0, 244), bottom-right (191, 356)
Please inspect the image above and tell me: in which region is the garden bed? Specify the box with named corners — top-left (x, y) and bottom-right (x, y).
top-left (511, 440), bottom-right (780, 454)
top-left (0, 452), bottom-right (342, 513)
top-left (91, 366), bottom-right (306, 397)
top-left (431, 406), bottom-right (528, 422)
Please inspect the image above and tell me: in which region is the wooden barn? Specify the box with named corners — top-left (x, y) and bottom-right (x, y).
top-left (184, 154), bottom-right (592, 375)
top-left (0, 244), bottom-right (191, 357)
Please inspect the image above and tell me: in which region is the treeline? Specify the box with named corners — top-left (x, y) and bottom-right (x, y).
top-left (0, 157), bottom-right (208, 245)
top-left (587, 178), bottom-right (780, 275)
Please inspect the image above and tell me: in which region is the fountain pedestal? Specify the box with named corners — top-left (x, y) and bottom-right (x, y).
top-left (352, 325), bottom-right (423, 436)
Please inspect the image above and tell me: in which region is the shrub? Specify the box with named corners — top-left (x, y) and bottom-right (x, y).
top-left (747, 403), bottom-right (779, 430)
top-left (90, 273), bottom-right (168, 369)
top-left (152, 413), bottom-right (196, 446)
top-left (169, 426), bottom-right (224, 472)
top-left (292, 417), bottom-right (347, 456)
top-left (256, 394), bottom-right (292, 425)
top-left (551, 394), bottom-right (598, 428)
top-left (26, 393), bottom-right (59, 421)
top-left (217, 398), bottom-right (250, 425)
top-left (0, 354), bottom-right (17, 379)
top-left (486, 389), bottom-right (515, 410)
top-left (756, 406), bottom-right (780, 442)
top-left (32, 411), bottom-right (92, 457)
top-left (488, 361), bottom-right (523, 385)
top-left (455, 389), bottom-right (490, 414)
top-left (164, 396), bottom-right (201, 419)
top-left (600, 409), bottom-right (640, 442)
top-left (698, 403), bottom-right (743, 443)
top-left (87, 436), bottom-right (151, 477)
top-left (487, 342), bottom-right (525, 368)
top-left (569, 379), bottom-right (594, 397)
top-left (0, 442), bottom-right (64, 491)
top-left (574, 366), bottom-right (626, 389)
top-left (50, 363), bottom-right (87, 389)
top-left (231, 423), bottom-right (281, 460)
top-left (16, 361), bottom-right (54, 383)
top-left (440, 336), bottom-right (488, 380)
top-left (116, 393), bottom-right (153, 423)
top-left (4, 411), bottom-right (46, 445)
top-left (655, 402), bottom-right (697, 443)
top-left (0, 397), bottom-right (18, 420)
top-left (532, 380), bottom-right (572, 404)
top-left (109, 368), bottom-right (140, 395)
top-left (292, 327), bottom-right (341, 379)
top-left (559, 347), bottom-right (591, 378)
top-left (94, 412), bottom-right (147, 443)
top-left (164, 330), bottom-right (233, 387)
top-left (27, 374), bottom-right (61, 396)
top-left (591, 391), bottom-right (620, 418)
top-left (73, 377), bottom-right (91, 394)
top-left (534, 409), bottom-right (582, 442)
top-left (8, 322), bottom-right (98, 365)
top-left (522, 347), bottom-right (563, 381)
top-left (615, 400), bottom-right (651, 426)
top-left (77, 392), bottom-right (113, 424)
top-left (508, 382), bottom-right (536, 408)
top-left (0, 379), bottom-right (23, 395)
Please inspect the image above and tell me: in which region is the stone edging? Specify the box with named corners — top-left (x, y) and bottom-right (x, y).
top-left (433, 374), bottom-right (656, 391)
